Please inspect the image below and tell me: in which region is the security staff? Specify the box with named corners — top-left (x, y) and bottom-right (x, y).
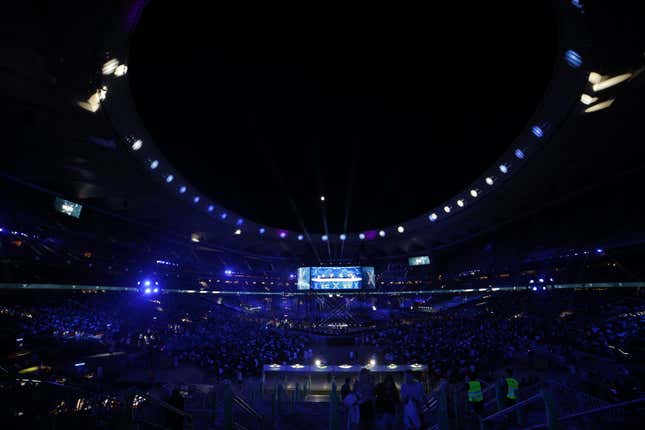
top-left (465, 375), bottom-right (484, 415)
top-left (505, 368), bottom-right (520, 406)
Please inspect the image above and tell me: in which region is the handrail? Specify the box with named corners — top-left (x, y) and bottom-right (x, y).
top-left (481, 393), bottom-right (543, 422)
top-left (136, 392), bottom-right (193, 419)
top-left (233, 394), bottom-right (263, 421)
top-left (557, 397), bottom-right (645, 421)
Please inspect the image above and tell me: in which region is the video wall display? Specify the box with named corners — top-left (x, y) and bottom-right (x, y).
top-left (296, 266), bottom-right (376, 290)
top-left (408, 256), bottom-right (430, 266)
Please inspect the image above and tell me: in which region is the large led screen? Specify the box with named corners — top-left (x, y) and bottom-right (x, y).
top-left (310, 266), bottom-right (362, 290)
top-left (361, 266), bottom-right (376, 288)
top-left (297, 267), bottom-right (311, 290)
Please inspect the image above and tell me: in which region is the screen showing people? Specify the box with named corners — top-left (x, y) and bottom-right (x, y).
top-left (297, 266), bottom-right (376, 290)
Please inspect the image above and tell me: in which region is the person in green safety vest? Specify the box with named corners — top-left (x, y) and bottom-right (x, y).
top-left (505, 368), bottom-right (520, 406)
top-left (465, 374), bottom-right (484, 415)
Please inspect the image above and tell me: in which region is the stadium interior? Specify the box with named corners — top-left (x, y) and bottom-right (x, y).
top-left (1, 1), bottom-right (644, 429)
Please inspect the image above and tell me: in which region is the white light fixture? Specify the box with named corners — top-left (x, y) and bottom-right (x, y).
top-left (234, 229), bottom-right (242, 235)
top-left (588, 72), bottom-right (603, 84)
top-left (166, 174), bottom-right (174, 183)
top-left (397, 225), bottom-right (405, 233)
top-left (113, 64), bottom-right (128, 77)
top-left (358, 233), bottom-right (366, 240)
top-left (592, 73), bottom-right (631, 92)
top-left (131, 139), bottom-right (143, 151)
top-left (378, 230), bottom-right (386, 237)
top-left (340, 234), bottom-right (346, 240)
top-left (428, 213), bottom-right (438, 222)
top-left (470, 189), bottom-right (479, 198)
top-left (321, 235), bottom-right (328, 241)
top-left (102, 59), bottom-right (119, 75)
top-left (320, 196), bottom-right (325, 202)
top-left (584, 99), bottom-right (615, 113)
top-left (457, 199), bottom-right (465, 207)
top-left (499, 164), bottom-right (509, 174)
top-left (314, 359), bottom-right (321, 367)
top-left (580, 93), bottom-right (598, 105)
top-left (443, 205), bottom-right (451, 213)
top-left (179, 186), bottom-right (187, 194)
top-left (298, 234), bottom-right (304, 241)
top-left (485, 176), bottom-right (494, 186)
top-left (150, 160), bottom-right (159, 170)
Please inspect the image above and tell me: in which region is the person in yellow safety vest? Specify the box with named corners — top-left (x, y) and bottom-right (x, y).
top-left (505, 368), bottom-right (520, 406)
top-left (465, 375), bottom-right (484, 415)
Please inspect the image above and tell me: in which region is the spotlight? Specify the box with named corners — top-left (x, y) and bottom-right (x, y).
top-left (220, 213), bottom-right (228, 219)
top-left (193, 196), bottom-right (200, 203)
top-left (179, 186), bottom-right (187, 194)
top-left (144, 287), bottom-right (152, 294)
top-left (102, 59), bottom-right (119, 75)
top-left (153, 287), bottom-right (159, 293)
top-left (485, 177), bottom-right (494, 186)
top-left (595, 248), bottom-right (604, 254)
top-left (499, 164), bottom-right (508, 174)
top-left (150, 160), bottom-right (159, 170)
top-left (514, 149), bottom-right (525, 159)
top-left (166, 174), bottom-right (174, 183)
top-left (144, 280), bottom-right (151, 287)
top-left (428, 213), bottom-right (438, 222)
top-left (369, 359), bottom-right (376, 367)
top-left (397, 226), bottom-right (405, 233)
top-left (340, 234), bottom-right (346, 240)
top-left (259, 228), bottom-right (266, 234)
top-left (457, 199), bottom-right (465, 208)
top-left (279, 231), bottom-right (287, 238)
top-left (378, 230), bottom-right (386, 237)
top-left (531, 126), bottom-right (544, 138)
top-left (320, 196), bottom-right (325, 202)
top-left (359, 233), bottom-right (366, 240)
top-left (580, 94), bottom-right (598, 105)
top-left (224, 269), bottom-right (233, 276)
top-left (371, 305), bottom-right (377, 311)
top-left (443, 206), bottom-right (451, 213)
top-left (564, 50), bottom-right (582, 68)
top-left (470, 189), bottom-right (479, 198)
top-left (208, 205), bottom-right (214, 212)
top-left (315, 359), bottom-right (321, 367)
top-left (234, 229), bottom-right (242, 235)
top-left (131, 139), bottom-right (143, 151)
top-left (539, 278), bottom-right (544, 283)
top-left (322, 235), bottom-right (328, 241)
top-left (532, 286), bottom-right (538, 291)
top-left (236, 219), bottom-right (244, 226)
top-left (297, 234), bottom-right (304, 241)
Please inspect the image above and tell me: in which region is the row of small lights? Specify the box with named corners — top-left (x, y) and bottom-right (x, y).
top-left (119, 49), bottom-right (583, 243)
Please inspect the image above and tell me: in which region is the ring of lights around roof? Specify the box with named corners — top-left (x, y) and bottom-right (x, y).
top-left (101, 0), bottom-right (590, 248)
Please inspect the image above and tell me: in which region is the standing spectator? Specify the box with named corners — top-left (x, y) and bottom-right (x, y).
top-left (354, 368), bottom-right (375, 430)
top-left (375, 374), bottom-right (399, 430)
top-left (401, 371), bottom-right (424, 430)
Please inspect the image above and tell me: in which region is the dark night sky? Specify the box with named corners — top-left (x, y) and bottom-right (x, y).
top-left (129, 2), bottom-right (557, 233)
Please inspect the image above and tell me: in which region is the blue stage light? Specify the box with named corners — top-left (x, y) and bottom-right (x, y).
top-left (514, 149), bottom-right (525, 159)
top-left (144, 287), bottom-right (151, 294)
top-left (340, 234), bottom-right (346, 240)
top-left (179, 186), bottom-right (187, 194)
top-left (259, 227), bottom-right (266, 234)
top-left (237, 218), bottom-right (244, 226)
top-left (429, 213), bottom-right (438, 222)
top-left (166, 174), bottom-right (174, 183)
top-left (150, 160), bottom-right (159, 170)
top-left (321, 235), bottom-right (328, 241)
top-left (220, 212), bottom-right (228, 219)
top-left (564, 50), bottom-right (582, 68)
top-left (193, 196), bottom-right (200, 203)
top-left (208, 205), bottom-right (214, 212)
top-left (153, 287), bottom-right (159, 293)
top-left (359, 233), bottom-right (366, 240)
top-left (596, 248), bottom-right (604, 254)
top-left (499, 164), bottom-right (508, 174)
top-left (532, 286), bottom-right (538, 291)
top-left (378, 230), bottom-right (386, 237)
top-left (298, 234), bottom-right (304, 241)
top-left (144, 280), bottom-right (151, 287)
top-left (531, 126), bottom-right (544, 138)
top-left (279, 231), bottom-right (287, 238)
top-left (224, 269), bottom-right (233, 276)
